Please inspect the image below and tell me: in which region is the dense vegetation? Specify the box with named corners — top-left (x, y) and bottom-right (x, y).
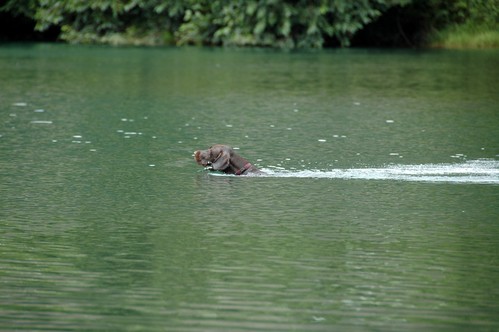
top-left (1, 0), bottom-right (498, 48)
top-left (424, 0), bottom-right (499, 48)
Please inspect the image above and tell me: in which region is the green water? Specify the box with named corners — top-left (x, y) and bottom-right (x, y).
top-left (1, 44), bottom-right (498, 331)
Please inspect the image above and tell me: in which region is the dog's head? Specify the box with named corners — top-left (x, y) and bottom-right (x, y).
top-left (194, 144), bottom-right (232, 170)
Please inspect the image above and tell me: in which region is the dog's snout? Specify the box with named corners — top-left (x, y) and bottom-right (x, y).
top-left (194, 150), bottom-right (210, 166)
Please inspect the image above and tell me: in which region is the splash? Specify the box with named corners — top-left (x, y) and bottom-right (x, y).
top-left (259, 159), bottom-right (499, 184)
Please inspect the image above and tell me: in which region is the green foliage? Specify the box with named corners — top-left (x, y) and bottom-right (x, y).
top-left (421, 0), bottom-right (499, 29)
top-left (0, 0), bottom-right (38, 18)
top-left (430, 25), bottom-right (499, 48)
top-left (419, 0), bottom-right (499, 48)
top-left (1, 0), bottom-right (410, 47)
top-left (163, 0), bottom-right (412, 48)
top-left (1, 0), bottom-right (497, 48)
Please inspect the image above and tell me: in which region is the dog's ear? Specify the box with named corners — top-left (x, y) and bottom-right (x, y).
top-left (211, 147), bottom-right (230, 170)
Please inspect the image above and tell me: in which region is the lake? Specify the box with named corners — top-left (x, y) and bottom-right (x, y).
top-left (1, 44), bottom-right (498, 331)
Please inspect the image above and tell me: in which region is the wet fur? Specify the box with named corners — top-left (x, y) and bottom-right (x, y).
top-left (194, 144), bottom-right (263, 175)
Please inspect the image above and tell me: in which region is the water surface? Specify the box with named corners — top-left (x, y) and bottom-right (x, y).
top-left (1, 44), bottom-right (498, 331)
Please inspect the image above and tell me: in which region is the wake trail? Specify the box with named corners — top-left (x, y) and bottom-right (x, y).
top-left (259, 159), bottom-right (499, 184)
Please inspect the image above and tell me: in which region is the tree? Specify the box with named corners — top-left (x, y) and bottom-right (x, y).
top-left (1, 0), bottom-right (412, 47)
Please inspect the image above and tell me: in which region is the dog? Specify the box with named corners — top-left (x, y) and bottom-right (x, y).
top-left (194, 144), bottom-right (263, 175)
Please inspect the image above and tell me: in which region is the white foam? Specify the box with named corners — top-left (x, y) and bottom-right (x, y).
top-left (30, 120), bottom-right (53, 124)
top-left (258, 159), bottom-right (499, 184)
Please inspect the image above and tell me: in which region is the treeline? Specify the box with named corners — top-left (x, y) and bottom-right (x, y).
top-left (1, 0), bottom-right (498, 48)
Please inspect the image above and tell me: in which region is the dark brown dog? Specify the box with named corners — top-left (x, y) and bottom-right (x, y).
top-left (194, 144), bottom-right (263, 175)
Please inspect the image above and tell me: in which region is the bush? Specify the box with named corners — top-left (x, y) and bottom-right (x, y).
top-left (2, 0), bottom-right (496, 48)
top-left (1, 0), bottom-right (411, 48)
top-left (423, 0), bottom-right (499, 48)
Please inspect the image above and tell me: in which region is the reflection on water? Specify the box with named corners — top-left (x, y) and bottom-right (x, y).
top-left (1, 44), bottom-right (498, 331)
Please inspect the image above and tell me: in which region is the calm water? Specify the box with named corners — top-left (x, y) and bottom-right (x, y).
top-left (1, 44), bottom-right (498, 331)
